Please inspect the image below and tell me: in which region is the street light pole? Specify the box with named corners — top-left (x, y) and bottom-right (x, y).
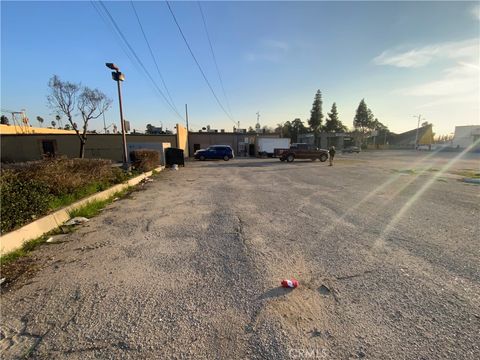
top-left (413, 114), bottom-right (424, 150)
top-left (106, 63), bottom-right (129, 169)
top-left (116, 78), bottom-right (128, 166)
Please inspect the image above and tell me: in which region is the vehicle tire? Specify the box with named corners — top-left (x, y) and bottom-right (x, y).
top-left (286, 154), bottom-right (294, 162)
top-left (223, 155), bottom-right (230, 161)
top-left (319, 154), bottom-right (328, 162)
top-left (199, 155), bottom-right (206, 161)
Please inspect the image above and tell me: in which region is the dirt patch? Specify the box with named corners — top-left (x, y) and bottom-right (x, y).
top-left (0, 255), bottom-right (41, 292)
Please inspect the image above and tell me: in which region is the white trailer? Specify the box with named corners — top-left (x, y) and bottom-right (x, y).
top-left (257, 137), bottom-right (291, 157)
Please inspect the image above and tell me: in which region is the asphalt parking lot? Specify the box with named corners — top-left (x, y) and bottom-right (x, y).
top-left (1, 150), bottom-right (479, 359)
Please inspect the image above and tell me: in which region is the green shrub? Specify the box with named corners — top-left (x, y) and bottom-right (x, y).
top-left (130, 149), bottom-right (159, 172)
top-left (13, 158), bottom-right (123, 196)
top-left (1, 170), bottom-right (53, 234)
top-left (0, 158), bottom-right (130, 234)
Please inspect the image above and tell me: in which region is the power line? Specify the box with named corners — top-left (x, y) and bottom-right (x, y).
top-left (130, 1), bottom-right (179, 114)
top-left (96, 1), bottom-right (184, 122)
top-left (197, 2), bottom-right (232, 116)
top-left (90, 1), bottom-right (144, 77)
top-left (165, 1), bottom-right (236, 125)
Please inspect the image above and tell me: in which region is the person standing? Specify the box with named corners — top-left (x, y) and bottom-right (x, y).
top-left (328, 146), bottom-right (336, 166)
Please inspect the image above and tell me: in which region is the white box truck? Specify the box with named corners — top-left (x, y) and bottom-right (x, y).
top-left (257, 137), bottom-right (291, 157)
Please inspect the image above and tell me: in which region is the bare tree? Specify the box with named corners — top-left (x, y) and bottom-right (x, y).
top-left (47, 75), bottom-right (80, 126)
top-left (77, 88), bottom-right (112, 157)
top-left (47, 75), bottom-right (111, 158)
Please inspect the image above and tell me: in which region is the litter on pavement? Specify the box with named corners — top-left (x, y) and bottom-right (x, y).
top-left (281, 278), bottom-right (299, 288)
top-left (64, 217), bottom-right (89, 226)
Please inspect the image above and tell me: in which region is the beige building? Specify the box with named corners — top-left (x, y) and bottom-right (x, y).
top-left (0, 124), bottom-right (77, 135)
top-left (1, 133), bottom-right (177, 163)
top-left (1, 123), bottom-right (190, 163)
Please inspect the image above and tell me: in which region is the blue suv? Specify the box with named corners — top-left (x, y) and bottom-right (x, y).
top-left (194, 145), bottom-right (234, 161)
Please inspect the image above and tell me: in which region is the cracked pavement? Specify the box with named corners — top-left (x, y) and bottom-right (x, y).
top-left (1, 151), bottom-right (479, 359)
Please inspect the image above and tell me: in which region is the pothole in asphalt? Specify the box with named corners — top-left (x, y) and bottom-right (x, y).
top-left (318, 285), bottom-right (331, 295)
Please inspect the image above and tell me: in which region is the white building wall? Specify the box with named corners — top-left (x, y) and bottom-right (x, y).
top-left (452, 126), bottom-right (480, 149)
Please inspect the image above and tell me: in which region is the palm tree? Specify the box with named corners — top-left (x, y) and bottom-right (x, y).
top-left (36, 116), bottom-right (44, 127)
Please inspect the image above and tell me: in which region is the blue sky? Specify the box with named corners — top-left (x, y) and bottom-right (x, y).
top-left (1, 1), bottom-right (479, 135)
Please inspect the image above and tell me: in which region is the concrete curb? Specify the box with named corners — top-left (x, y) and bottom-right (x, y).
top-left (0, 166), bottom-right (163, 255)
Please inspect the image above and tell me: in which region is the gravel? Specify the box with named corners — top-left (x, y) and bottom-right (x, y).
top-left (1, 150), bottom-right (479, 359)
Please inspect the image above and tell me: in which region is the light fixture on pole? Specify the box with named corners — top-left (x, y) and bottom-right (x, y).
top-left (106, 62), bottom-right (129, 169)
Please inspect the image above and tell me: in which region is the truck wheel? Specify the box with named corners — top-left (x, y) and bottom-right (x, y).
top-left (319, 154), bottom-right (328, 162)
top-left (199, 155), bottom-right (206, 161)
top-left (223, 155), bottom-right (230, 161)
top-left (286, 154), bottom-right (294, 162)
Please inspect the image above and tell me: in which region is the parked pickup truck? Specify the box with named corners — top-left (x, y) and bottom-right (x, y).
top-left (274, 143), bottom-right (329, 162)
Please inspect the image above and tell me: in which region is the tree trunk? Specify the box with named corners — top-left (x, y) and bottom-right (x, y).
top-left (79, 138), bottom-right (86, 158)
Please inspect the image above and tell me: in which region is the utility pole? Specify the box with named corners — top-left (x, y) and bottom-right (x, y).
top-left (413, 114), bottom-right (424, 150)
top-left (106, 63), bottom-right (129, 170)
top-left (185, 104), bottom-right (189, 132)
top-left (103, 112), bottom-right (107, 134)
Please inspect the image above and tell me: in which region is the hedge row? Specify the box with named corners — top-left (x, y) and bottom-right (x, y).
top-left (1, 158), bottom-right (129, 234)
top-left (130, 149), bottom-right (159, 173)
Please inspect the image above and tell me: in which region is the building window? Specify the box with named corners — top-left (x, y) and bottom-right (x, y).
top-left (41, 140), bottom-right (56, 157)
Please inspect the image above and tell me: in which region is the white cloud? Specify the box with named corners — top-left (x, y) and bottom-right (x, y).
top-left (244, 39), bottom-right (290, 63)
top-left (472, 4), bottom-right (480, 21)
top-left (399, 62), bottom-right (479, 97)
top-left (262, 39), bottom-right (289, 51)
top-left (373, 38), bottom-right (478, 68)
top-left (376, 38), bottom-right (479, 117)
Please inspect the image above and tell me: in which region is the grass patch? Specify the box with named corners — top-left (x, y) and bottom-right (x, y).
top-left (0, 230), bottom-right (59, 267)
top-left (68, 199), bottom-right (110, 219)
top-left (452, 169), bottom-right (480, 179)
top-left (47, 181), bottom-right (111, 210)
top-left (68, 187), bottom-right (133, 219)
top-left (393, 168), bottom-right (417, 174)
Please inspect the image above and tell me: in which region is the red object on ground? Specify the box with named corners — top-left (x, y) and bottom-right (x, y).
top-left (281, 278), bottom-right (299, 288)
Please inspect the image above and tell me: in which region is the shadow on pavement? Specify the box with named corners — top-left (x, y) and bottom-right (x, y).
top-left (198, 159), bottom-right (327, 168)
top-left (258, 286), bottom-right (294, 300)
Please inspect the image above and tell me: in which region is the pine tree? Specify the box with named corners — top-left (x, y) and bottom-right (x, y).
top-left (308, 90), bottom-right (323, 132)
top-left (324, 103), bottom-right (347, 133)
top-left (353, 99), bottom-right (374, 133)
top-left (353, 99), bottom-right (375, 145)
